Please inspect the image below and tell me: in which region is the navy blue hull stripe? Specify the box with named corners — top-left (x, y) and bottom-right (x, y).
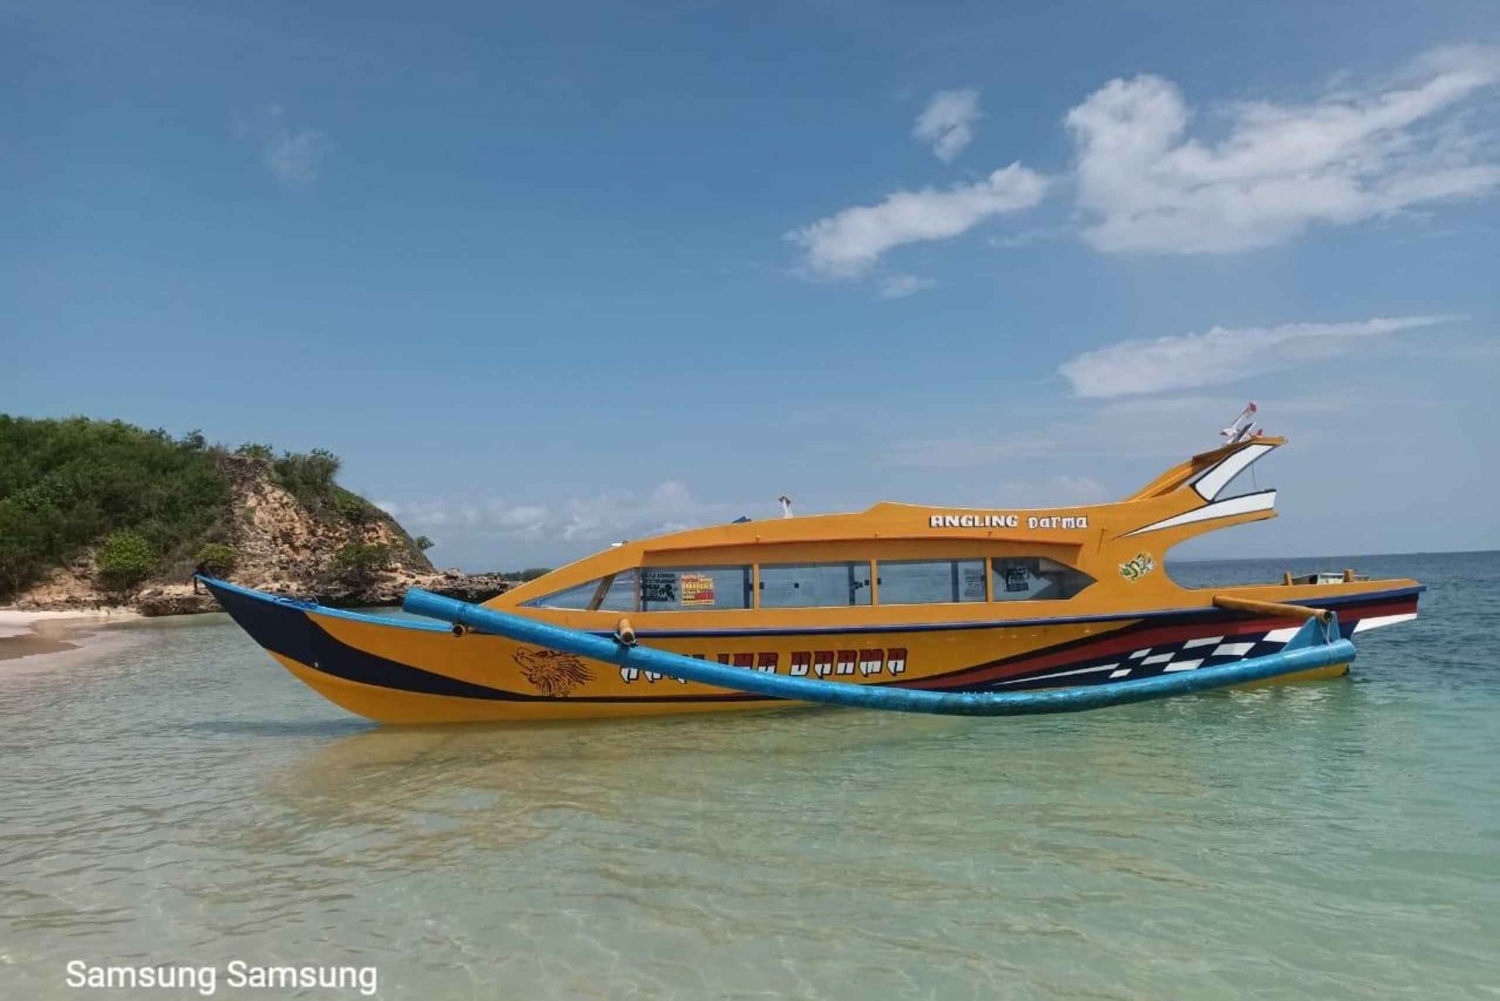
top-left (209, 580), bottom-right (765, 704)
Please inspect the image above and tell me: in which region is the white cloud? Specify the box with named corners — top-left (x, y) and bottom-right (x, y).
top-left (1066, 46), bottom-right (1500, 253)
top-left (787, 164), bottom-right (1050, 278)
top-left (237, 104), bottom-right (331, 187)
top-left (913, 89), bottom-right (981, 162)
top-left (1059, 315), bottom-right (1460, 398)
top-left (877, 273), bottom-right (936, 299)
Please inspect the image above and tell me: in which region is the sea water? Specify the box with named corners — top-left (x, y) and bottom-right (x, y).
top-left (2, 552), bottom-right (1497, 999)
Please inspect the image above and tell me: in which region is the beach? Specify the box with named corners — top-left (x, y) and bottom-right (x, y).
top-left (0, 608), bottom-right (140, 660)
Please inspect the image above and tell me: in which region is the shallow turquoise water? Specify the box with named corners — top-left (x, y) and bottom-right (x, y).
top-left (3, 552), bottom-right (1498, 999)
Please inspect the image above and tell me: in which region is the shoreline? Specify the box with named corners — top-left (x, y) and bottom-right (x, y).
top-left (6, 570), bottom-right (513, 621)
top-left (0, 606), bottom-right (142, 639)
top-left (0, 607), bottom-right (142, 662)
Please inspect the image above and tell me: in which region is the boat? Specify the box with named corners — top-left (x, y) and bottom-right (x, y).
top-left (203, 421), bottom-right (1422, 724)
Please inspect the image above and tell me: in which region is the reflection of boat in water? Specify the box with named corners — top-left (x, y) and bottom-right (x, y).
top-left (204, 422), bottom-right (1420, 725)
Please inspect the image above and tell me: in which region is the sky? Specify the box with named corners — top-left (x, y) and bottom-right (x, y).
top-left (4, 0), bottom-right (1499, 570)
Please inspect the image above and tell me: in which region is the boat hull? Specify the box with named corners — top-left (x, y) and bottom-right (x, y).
top-left (205, 579), bottom-right (1416, 725)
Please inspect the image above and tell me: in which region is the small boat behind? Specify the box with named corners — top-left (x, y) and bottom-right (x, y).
top-left (204, 413), bottom-right (1421, 724)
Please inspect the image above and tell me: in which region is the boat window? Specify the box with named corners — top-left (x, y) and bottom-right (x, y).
top-left (639, 566), bottom-right (753, 611)
top-left (522, 579), bottom-right (597, 610)
top-left (759, 562), bottom-right (873, 608)
top-left (523, 570), bottom-right (638, 611)
top-left (876, 559), bottom-right (986, 604)
top-left (991, 558), bottom-right (1095, 601)
top-left (595, 570), bottom-right (639, 611)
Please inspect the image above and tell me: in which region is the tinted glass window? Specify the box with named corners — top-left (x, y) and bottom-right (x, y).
top-left (595, 570), bottom-right (638, 612)
top-left (759, 562), bottom-right (873, 608)
top-left (522, 579), bottom-right (598, 610)
top-left (991, 558), bottom-right (1095, 601)
top-left (877, 559), bottom-right (986, 604)
top-left (639, 566), bottom-right (752, 611)
top-left (523, 569), bottom-right (638, 611)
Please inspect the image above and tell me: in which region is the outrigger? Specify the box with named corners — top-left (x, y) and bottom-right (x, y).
top-left (203, 411), bottom-right (1421, 724)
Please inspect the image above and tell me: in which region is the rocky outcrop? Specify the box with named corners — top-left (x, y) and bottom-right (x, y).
top-left (10, 454), bottom-right (513, 616)
top-left (134, 570), bottom-right (512, 617)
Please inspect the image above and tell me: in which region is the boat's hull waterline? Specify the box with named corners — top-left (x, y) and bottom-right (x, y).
top-left (203, 432), bottom-right (1422, 724)
top-left (202, 577), bottom-right (1415, 724)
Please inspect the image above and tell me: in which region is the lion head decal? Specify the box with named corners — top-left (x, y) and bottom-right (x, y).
top-left (512, 648), bottom-right (593, 697)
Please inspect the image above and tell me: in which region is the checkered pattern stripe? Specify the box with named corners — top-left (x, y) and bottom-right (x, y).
top-left (988, 627), bottom-right (1302, 691)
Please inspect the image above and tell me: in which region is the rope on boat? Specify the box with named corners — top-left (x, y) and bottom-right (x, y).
top-left (401, 590), bottom-right (1356, 717)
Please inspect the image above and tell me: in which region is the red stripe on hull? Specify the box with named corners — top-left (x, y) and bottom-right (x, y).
top-left (908, 595), bottom-right (1419, 691)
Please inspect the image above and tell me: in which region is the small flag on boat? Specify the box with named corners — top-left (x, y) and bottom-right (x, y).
top-left (1220, 402), bottom-right (1258, 443)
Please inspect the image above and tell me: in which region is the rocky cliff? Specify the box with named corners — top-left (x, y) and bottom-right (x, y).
top-left (9, 453), bottom-right (510, 615)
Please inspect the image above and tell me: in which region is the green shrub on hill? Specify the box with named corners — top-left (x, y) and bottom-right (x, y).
top-left (271, 448), bottom-right (341, 513)
top-left (332, 486), bottom-right (376, 524)
top-left (234, 442), bottom-right (275, 460)
top-left (194, 543), bottom-right (238, 576)
top-left (96, 530), bottom-right (156, 591)
top-left (329, 543), bottom-right (391, 582)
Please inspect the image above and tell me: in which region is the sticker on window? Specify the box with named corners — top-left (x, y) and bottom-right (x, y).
top-left (680, 573), bottom-right (717, 607)
top-left (641, 570), bottom-right (677, 604)
top-left (1004, 567), bottom-right (1031, 592)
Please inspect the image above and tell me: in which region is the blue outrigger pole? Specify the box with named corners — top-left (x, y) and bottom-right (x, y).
top-left (403, 590), bottom-right (1356, 716)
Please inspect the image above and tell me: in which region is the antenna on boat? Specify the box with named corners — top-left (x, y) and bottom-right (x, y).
top-left (778, 495), bottom-right (794, 519)
top-left (1220, 402), bottom-right (1259, 444)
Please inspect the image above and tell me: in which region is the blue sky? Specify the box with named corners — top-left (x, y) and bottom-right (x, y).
top-left (4, 1), bottom-right (1499, 569)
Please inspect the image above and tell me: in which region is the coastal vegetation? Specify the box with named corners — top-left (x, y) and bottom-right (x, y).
top-left (194, 542), bottom-right (239, 576)
top-left (329, 542), bottom-right (393, 583)
top-left (96, 530), bottom-right (158, 592)
top-left (0, 417), bottom-right (229, 599)
top-left (0, 415), bottom-right (424, 602)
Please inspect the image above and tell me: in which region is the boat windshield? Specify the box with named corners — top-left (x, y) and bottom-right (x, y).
top-left (522, 570), bottom-right (638, 611)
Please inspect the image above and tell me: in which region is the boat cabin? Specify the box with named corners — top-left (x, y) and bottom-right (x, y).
top-left (517, 554), bottom-right (1097, 613)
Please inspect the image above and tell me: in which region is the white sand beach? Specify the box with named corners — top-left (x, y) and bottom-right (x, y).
top-left (0, 607), bottom-right (141, 659)
top-left (0, 607), bottom-right (140, 638)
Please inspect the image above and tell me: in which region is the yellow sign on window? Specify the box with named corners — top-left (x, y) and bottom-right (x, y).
top-left (680, 573), bottom-right (717, 607)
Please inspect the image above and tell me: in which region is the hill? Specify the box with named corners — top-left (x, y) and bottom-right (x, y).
top-left (0, 416), bottom-right (507, 614)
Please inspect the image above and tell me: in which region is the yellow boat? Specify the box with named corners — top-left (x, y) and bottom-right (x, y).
top-left (205, 433), bottom-right (1421, 724)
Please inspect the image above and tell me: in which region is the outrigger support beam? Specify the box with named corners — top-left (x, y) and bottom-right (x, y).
top-left (402, 590), bottom-right (1356, 717)
top-left (1212, 594), bottom-right (1334, 625)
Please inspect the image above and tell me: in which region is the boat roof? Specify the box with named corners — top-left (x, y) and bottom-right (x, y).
top-left (496, 437), bottom-right (1287, 604)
